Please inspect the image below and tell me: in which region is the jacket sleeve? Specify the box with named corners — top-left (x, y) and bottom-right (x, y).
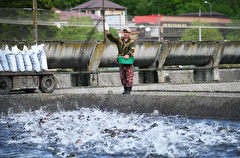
top-left (106, 33), bottom-right (118, 44)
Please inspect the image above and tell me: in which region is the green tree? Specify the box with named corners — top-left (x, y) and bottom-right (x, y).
top-left (149, 0), bottom-right (177, 15)
top-left (1, 0), bottom-right (240, 20)
top-left (226, 20), bottom-right (240, 41)
top-left (38, 25), bottom-right (59, 41)
top-left (56, 16), bottom-right (111, 41)
top-left (52, 0), bottom-right (88, 11)
top-left (0, 23), bottom-right (32, 41)
top-left (134, 0), bottom-right (151, 15)
top-left (180, 20), bottom-right (224, 41)
top-left (68, 16), bottom-right (93, 25)
top-left (110, 0), bottom-right (138, 17)
top-left (0, 0), bottom-right (53, 9)
top-left (0, 0), bottom-right (239, 42)
top-left (56, 26), bottom-right (91, 41)
top-left (173, 0), bottom-right (205, 14)
top-left (106, 27), bottom-right (119, 42)
top-left (0, 8), bottom-right (59, 42)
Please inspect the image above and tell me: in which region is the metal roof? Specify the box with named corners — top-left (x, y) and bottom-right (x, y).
top-left (58, 11), bottom-right (101, 21)
top-left (72, 0), bottom-right (126, 10)
top-left (51, 8), bottom-right (101, 21)
top-left (177, 12), bottom-right (229, 18)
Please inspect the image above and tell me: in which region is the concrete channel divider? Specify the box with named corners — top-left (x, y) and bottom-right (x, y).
top-left (1, 41), bottom-right (240, 86)
top-left (1, 82), bottom-right (240, 120)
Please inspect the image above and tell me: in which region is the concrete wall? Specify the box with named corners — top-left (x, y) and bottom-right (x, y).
top-left (219, 69), bottom-right (240, 82)
top-left (1, 92), bottom-right (240, 120)
top-left (54, 69), bottom-right (240, 88)
top-left (1, 41), bottom-right (240, 69)
top-left (1, 41), bottom-right (240, 86)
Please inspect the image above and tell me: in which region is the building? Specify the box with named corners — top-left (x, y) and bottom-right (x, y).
top-left (52, 7), bottom-right (101, 21)
top-left (51, 7), bottom-right (101, 28)
top-left (132, 12), bottom-right (232, 41)
top-left (72, 0), bottom-right (127, 30)
top-left (54, 1), bottom-right (232, 42)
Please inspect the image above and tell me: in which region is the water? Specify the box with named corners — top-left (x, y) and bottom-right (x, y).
top-left (0, 107), bottom-right (240, 158)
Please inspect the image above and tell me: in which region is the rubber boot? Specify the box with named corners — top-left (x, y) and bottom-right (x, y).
top-left (123, 87), bottom-right (131, 94)
top-left (129, 87), bottom-right (132, 92)
top-left (122, 87), bottom-right (127, 94)
top-left (128, 87), bottom-right (132, 94)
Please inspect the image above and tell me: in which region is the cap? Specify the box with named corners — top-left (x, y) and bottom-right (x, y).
top-left (123, 27), bottom-right (131, 33)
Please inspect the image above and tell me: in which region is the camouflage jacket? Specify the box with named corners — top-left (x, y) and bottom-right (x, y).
top-left (107, 34), bottom-right (135, 57)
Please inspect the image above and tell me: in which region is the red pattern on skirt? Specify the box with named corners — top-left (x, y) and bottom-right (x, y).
top-left (119, 65), bottom-right (134, 87)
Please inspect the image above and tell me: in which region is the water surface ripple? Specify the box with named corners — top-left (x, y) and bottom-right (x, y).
top-left (0, 108), bottom-right (240, 158)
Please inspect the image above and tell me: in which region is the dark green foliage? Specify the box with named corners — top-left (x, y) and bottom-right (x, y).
top-left (226, 20), bottom-right (240, 41)
top-left (0, 0), bottom-right (239, 42)
top-left (0, 8), bottom-right (59, 42)
top-left (38, 25), bottom-right (59, 41)
top-left (55, 16), bottom-right (115, 41)
top-left (1, 0), bottom-right (240, 18)
top-left (180, 20), bottom-right (224, 41)
top-left (0, 23), bottom-right (31, 41)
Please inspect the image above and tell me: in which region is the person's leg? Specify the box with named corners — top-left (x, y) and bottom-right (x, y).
top-left (119, 66), bottom-right (127, 94)
top-left (124, 65), bottom-right (134, 94)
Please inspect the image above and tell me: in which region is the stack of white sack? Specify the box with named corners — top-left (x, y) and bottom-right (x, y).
top-left (0, 44), bottom-right (48, 72)
top-left (29, 44), bottom-right (48, 72)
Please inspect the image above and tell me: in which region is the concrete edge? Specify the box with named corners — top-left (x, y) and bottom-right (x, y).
top-left (1, 93), bottom-right (240, 120)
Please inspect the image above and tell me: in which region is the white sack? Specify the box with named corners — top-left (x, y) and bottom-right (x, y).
top-left (22, 45), bottom-right (32, 71)
top-left (12, 45), bottom-right (25, 72)
top-left (0, 50), bottom-right (9, 71)
top-left (5, 45), bottom-right (17, 72)
top-left (15, 52), bottom-right (25, 72)
top-left (37, 44), bottom-right (48, 70)
top-left (0, 62), bottom-right (3, 71)
top-left (29, 51), bottom-right (41, 72)
top-left (6, 53), bottom-right (17, 72)
top-left (29, 44), bottom-right (41, 72)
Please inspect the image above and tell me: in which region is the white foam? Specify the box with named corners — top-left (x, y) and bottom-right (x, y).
top-left (1, 108), bottom-right (240, 157)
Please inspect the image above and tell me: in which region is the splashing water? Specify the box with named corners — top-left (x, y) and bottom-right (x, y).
top-left (0, 108), bottom-right (240, 158)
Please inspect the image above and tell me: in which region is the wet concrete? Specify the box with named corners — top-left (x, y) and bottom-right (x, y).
top-left (1, 82), bottom-right (240, 120)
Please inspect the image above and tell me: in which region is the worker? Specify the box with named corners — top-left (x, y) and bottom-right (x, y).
top-left (106, 27), bottom-right (135, 94)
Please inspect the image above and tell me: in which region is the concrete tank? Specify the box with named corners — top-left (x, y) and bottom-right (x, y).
top-left (1, 41), bottom-right (240, 71)
top-left (220, 42), bottom-right (240, 64)
top-left (134, 43), bottom-right (161, 68)
top-left (44, 42), bottom-right (97, 69)
top-left (164, 42), bottom-right (218, 66)
top-left (100, 43), bottom-right (160, 68)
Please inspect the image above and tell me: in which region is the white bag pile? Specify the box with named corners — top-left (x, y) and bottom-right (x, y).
top-left (0, 44), bottom-right (48, 72)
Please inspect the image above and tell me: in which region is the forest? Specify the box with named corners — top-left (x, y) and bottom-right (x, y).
top-left (0, 0), bottom-right (240, 42)
top-left (1, 0), bottom-right (239, 19)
